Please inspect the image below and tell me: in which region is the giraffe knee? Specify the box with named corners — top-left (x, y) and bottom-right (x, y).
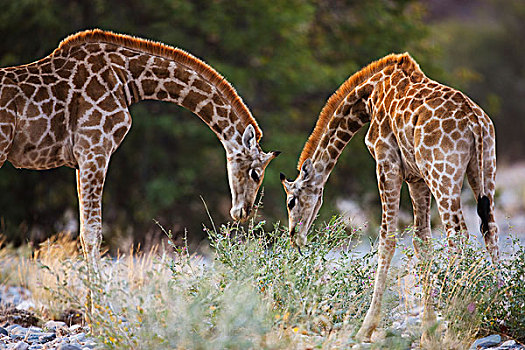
top-left (80, 228), bottom-right (102, 249)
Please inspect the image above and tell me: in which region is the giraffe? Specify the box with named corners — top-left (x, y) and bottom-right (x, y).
top-left (0, 29), bottom-right (280, 270)
top-left (280, 53), bottom-right (498, 341)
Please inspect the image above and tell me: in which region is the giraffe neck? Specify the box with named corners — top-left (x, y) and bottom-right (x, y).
top-left (298, 53), bottom-right (422, 185)
top-left (310, 97), bottom-right (371, 185)
top-left (105, 45), bottom-right (254, 155)
top-left (310, 74), bottom-right (387, 184)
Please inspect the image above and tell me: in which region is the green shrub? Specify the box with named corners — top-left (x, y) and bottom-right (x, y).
top-left (208, 216), bottom-right (376, 335)
top-left (403, 232), bottom-right (525, 344)
top-left (9, 215), bottom-right (524, 349)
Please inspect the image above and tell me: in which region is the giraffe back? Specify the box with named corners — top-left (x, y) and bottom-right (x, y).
top-left (363, 57), bottom-right (495, 186)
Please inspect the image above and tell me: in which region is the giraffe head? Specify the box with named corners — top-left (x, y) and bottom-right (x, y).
top-left (280, 158), bottom-right (324, 248)
top-left (227, 125), bottom-right (280, 222)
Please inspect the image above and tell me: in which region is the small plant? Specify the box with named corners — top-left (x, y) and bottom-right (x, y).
top-left (400, 232), bottom-right (525, 346)
top-left (208, 215), bottom-right (377, 336)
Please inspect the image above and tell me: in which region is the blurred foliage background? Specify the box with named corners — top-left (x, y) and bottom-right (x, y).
top-left (0, 0), bottom-right (522, 250)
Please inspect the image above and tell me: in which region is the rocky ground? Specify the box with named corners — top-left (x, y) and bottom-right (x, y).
top-left (0, 286), bottom-right (96, 350)
top-left (1, 284), bottom-right (523, 349)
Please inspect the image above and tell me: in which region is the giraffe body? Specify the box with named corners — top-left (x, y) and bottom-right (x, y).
top-left (281, 53), bottom-right (498, 341)
top-left (0, 29), bottom-right (278, 269)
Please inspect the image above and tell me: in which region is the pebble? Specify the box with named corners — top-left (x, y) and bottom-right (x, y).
top-left (0, 326), bottom-right (7, 336)
top-left (43, 321), bottom-right (67, 331)
top-left (10, 341), bottom-right (30, 350)
top-left (57, 344), bottom-right (82, 350)
top-left (499, 340), bottom-right (517, 348)
top-left (2, 282), bottom-right (524, 349)
top-left (28, 345), bottom-right (44, 350)
top-left (69, 333), bottom-right (85, 342)
top-left (0, 321), bottom-right (97, 350)
top-left (10, 326), bottom-right (28, 335)
top-left (470, 334), bottom-right (502, 349)
top-left (38, 332), bottom-right (56, 343)
top-left (0, 314), bottom-right (97, 349)
top-left (68, 325), bottom-right (82, 333)
top-left (16, 301), bottom-right (35, 311)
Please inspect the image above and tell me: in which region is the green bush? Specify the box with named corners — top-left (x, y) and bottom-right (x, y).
top-left (402, 232), bottom-right (525, 343)
top-left (21, 215), bottom-right (525, 348)
top-left (209, 215), bottom-right (376, 334)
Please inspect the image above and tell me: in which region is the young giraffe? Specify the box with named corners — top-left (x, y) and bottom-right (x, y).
top-left (0, 29), bottom-right (279, 270)
top-left (280, 53), bottom-right (498, 341)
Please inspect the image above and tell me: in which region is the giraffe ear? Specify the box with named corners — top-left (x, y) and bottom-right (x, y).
top-left (300, 158), bottom-right (313, 181)
top-left (242, 125), bottom-right (257, 150)
top-left (280, 172), bottom-right (292, 192)
top-left (262, 150), bottom-right (281, 164)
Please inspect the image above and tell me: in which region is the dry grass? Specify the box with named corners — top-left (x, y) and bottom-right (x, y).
top-left (0, 219), bottom-right (523, 349)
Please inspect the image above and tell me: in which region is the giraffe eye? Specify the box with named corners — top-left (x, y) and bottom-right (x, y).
top-left (249, 169), bottom-right (260, 182)
top-left (288, 197), bottom-right (296, 209)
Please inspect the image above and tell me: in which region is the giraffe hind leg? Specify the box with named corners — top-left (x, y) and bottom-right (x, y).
top-left (407, 180), bottom-right (437, 334)
top-left (466, 157), bottom-right (499, 264)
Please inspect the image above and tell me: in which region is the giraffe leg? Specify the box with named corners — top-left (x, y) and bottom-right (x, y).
top-left (433, 186), bottom-right (468, 253)
top-left (466, 157), bottom-right (499, 265)
top-left (356, 160), bottom-right (403, 342)
top-left (408, 180), bottom-right (437, 338)
top-left (76, 156), bottom-right (109, 273)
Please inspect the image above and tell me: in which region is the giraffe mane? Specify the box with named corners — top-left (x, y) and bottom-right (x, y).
top-left (55, 29), bottom-right (262, 141)
top-left (297, 52), bottom-right (418, 170)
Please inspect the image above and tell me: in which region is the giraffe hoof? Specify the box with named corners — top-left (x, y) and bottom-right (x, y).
top-left (355, 327), bottom-right (372, 343)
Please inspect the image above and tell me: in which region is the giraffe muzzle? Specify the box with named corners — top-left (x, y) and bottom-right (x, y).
top-left (230, 205), bottom-right (253, 222)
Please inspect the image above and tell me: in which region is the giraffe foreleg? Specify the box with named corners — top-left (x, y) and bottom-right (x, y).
top-left (356, 160), bottom-right (402, 342)
top-left (76, 164), bottom-right (106, 274)
top-left (76, 152), bottom-right (109, 275)
top-left (75, 153), bottom-right (109, 321)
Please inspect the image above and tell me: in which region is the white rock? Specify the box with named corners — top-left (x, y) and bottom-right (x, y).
top-left (43, 321), bottom-right (67, 331)
top-left (70, 333), bottom-right (86, 342)
top-left (16, 301), bottom-right (35, 311)
top-left (10, 341), bottom-right (30, 350)
top-left (470, 334), bottom-right (501, 349)
top-left (69, 325), bottom-right (82, 333)
top-left (27, 326), bottom-right (42, 333)
top-left (500, 340), bottom-right (516, 348)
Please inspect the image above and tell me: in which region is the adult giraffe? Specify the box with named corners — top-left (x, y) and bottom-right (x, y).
top-left (280, 53), bottom-right (498, 341)
top-left (0, 29), bottom-right (279, 269)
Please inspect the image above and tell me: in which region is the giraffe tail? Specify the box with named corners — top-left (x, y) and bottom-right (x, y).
top-left (477, 195), bottom-right (490, 236)
top-left (469, 112), bottom-right (490, 236)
